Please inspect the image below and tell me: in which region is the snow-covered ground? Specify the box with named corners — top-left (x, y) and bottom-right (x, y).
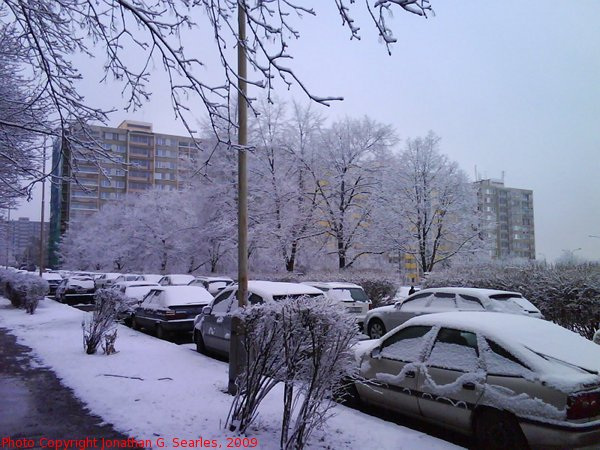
top-left (0, 297), bottom-right (462, 449)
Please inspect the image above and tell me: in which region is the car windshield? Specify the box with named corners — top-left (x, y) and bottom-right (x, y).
top-left (272, 293), bottom-right (322, 301)
top-left (330, 288), bottom-right (369, 302)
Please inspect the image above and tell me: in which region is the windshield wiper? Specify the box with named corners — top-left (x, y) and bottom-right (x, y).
top-left (525, 346), bottom-right (598, 375)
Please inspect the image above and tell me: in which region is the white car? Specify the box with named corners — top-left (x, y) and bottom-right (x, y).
top-left (302, 281), bottom-right (371, 327)
top-left (41, 272), bottom-right (63, 295)
top-left (193, 281), bottom-right (324, 356)
top-left (139, 274), bottom-right (163, 284)
top-left (158, 274), bottom-right (195, 286)
top-left (364, 287), bottom-right (543, 339)
top-left (113, 274), bottom-right (143, 285)
top-left (94, 272), bottom-right (122, 290)
top-left (131, 285), bottom-right (213, 339)
top-left (352, 311), bottom-right (600, 449)
top-left (188, 276), bottom-right (234, 295)
top-left (116, 281), bottom-right (160, 301)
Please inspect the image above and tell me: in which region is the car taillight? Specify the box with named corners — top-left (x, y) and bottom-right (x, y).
top-left (567, 391), bottom-right (600, 420)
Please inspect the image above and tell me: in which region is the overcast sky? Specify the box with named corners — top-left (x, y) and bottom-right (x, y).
top-left (14, 1), bottom-right (600, 262)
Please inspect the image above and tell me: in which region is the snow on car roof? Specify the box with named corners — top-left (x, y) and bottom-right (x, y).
top-left (160, 285), bottom-right (213, 306)
top-left (194, 276), bottom-right (234, 282)
top-left (413, 287), bottom-right (522, 298)
top-left (164, 274), bottom-right (195, 284)
top-left (302, 281), bottom-right (363, 289)
top-left (228, 281), bottom-right (323, 298)
top-left (118, 281), bottom-right (159, 288)
top-left (41, 272), bottom-right (62, 280)
top-left (405, 312), bottom-right (600, 379)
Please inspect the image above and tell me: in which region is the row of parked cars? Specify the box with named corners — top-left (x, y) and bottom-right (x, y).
top-left (38, 269), bottom-right (600, 448)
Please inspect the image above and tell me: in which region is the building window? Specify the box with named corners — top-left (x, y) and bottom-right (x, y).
top-left (129, 182), bottom-right (151, 190)
top-left (156, 148), bottom-right (177, 158)
top-left (130, 134), bottom-right (151, 144)
top-left (155, 161), bottom-right (176, 170)
top-left (130, 146), bottom-right (151, 156)
top-left (130, 159), bottom-right (150, 169)
top-left (157, 137), bottom-right (172, 146)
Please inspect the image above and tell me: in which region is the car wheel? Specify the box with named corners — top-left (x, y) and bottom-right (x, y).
top-left (131, 317), bottom-right (141, 331)
top-left (367, 319), bottom-right (386, 339)
top-left (474, 408), bottom-right (528, 450)
top-left (156, 324), bottom-right (168, 340)
top-left (195, 331), bottom-right (207, 354)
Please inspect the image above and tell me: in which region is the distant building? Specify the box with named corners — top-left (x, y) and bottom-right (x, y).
top-left (0, 217), bottom-right (49, 267)
top-left (475, 179), bottom-right (535, 259)
top-left (48, 120), bottom-right (200, 267)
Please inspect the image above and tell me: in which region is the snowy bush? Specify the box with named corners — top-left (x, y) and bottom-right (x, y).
top-left (0, 270), bottom-right (48, 313)
top-left (424, 261), bottom-right (600, 340)
top-left (227, 297), bottom-right (358, 449)
top-left (82, 289), bottom-right (125, 355)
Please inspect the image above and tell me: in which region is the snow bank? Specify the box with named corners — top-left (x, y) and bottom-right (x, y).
top-left (0, 297), bottom-right (461, 450)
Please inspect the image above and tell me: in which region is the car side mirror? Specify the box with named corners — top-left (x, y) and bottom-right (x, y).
top-left (371, 347), bottom-right (382, 359)
top-left (202, 306), bottom-right (213, 315)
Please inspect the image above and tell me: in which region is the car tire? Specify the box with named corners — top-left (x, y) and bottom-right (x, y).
top-left (474, 408), bottom-right (529, 450)
top-left (367, 319), bottom-right (386, 339)
top-left (156, 324), bottom-right (168, 340)
top-left (131, 317), bottom-right (141, 331)
top-left (195, 331), bottom-right (207, 354)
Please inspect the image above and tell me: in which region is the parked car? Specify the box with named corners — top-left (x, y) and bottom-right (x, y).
top-left (302, 281), bottom-right (372, 328)
top-left (117, 281), bottom-right (160, 301)
top-left (188, 276), bottom-right (234, 295)
top-left (158, 274), bottom-right (195, 286)
top-left (55, 276), bottom-right (96, 304)
top-left (113, 274), bottom-right (143, 285)
top-left (193, 281), bottom-right (324, 357)
top-left (131, 285), bottom-right (213, 339)
top-left (352, 311), bottom-right (600, 449)
top-left (139, 274), bottom-right (163, 284)
top-left (364, 287), bottom-right (543, 339)
top-left (41, 272), bottom-right (63, 296)
top-left (594, 329), bottom-right (600, 345)
top-left (94, 272), bottom-right (122, 290)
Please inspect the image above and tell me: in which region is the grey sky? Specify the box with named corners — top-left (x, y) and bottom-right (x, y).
top-left (15, 1), bottom-right (600, 262)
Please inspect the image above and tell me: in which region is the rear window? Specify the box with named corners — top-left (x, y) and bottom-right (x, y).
top-left (331, 288), bottom-right (369, 302)
top-left (272, 293), bottom-right (322, 301)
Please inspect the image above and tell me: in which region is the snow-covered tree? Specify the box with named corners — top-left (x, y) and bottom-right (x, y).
top-left (377, 132), bottom-right (487, 274)
top-left (305, 117), bottom-right (396, 269)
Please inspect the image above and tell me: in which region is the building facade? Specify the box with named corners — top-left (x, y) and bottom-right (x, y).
top-left (475, 179), bottom-right (535, 259)
top-left (49, 120), bottom-right (200, 267)
top-left (0, 217), bottom-right (49, 267)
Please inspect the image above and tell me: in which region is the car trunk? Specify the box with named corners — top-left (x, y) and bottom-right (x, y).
top-left (166, 304), bottom-right (207, 320)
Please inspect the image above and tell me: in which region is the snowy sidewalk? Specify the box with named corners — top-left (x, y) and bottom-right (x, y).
top-left (0, 326), bottom-right (130, 442)
top-left (0, 297), bottom-right (463, 449)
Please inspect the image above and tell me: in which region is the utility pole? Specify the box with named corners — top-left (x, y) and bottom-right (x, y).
top-left (4, 207), bottom-right (9, 268)
top-left (229, 0), bottom-right (248, 395)
top-left (39, 146), bottom-right (47, 276)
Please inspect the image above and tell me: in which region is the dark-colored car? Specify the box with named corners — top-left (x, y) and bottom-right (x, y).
top-left (130, 285), bottom-right (213, 339)
top-left (55, 276), bottom-right (96, 304)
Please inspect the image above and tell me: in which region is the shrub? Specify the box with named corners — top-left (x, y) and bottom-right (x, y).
top-left (82, 289), bottom-right (125, 355)
top-left (0, 270), bottom-right (49, 313)
top-left (227, 297), bottom-right (358, 449)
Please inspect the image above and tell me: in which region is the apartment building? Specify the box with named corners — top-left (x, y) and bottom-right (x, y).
top-left (0, 217), bottom-right (49, 267)
top-left (475, 179), bottom-right (535, 259)
top-left (48, 120), bottom-right (200, 267)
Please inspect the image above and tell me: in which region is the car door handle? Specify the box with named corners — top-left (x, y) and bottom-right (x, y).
top-left (405, 370), bottom-right (416, 379)
top-left (462, 382), bottom-right (475, 391)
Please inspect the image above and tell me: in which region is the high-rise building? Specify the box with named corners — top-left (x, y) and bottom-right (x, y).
top-left (48, 120), bottom-right (200, 267)
top-left (475, 179), bottom-right (535, 259)
top-left (0, 217), bottom-right (49, 267)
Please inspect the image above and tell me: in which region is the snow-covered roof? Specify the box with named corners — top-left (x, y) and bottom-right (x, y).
top-left (117, 281), bottom-right (159, 289)
top-left (414, 287), bottom-right (522, 298)
top-left (302, 281), bottom-right (363, 289)
top-left (141, 274), bottom-right (163, 283)
top-left (404, 312), bottom-right (600, 386)
top-left (103, 273), bottom-right (122, 279)
top-left (164, 274), bottom-right (196, 285)
top-left (160, 285), bottom-right (213, 306)
top-left (228, 281), bottom-right (323, 298)
top-left (194, 276), bottom-right (234, 283)
top-left (41, 272), bottom-right (62, 281)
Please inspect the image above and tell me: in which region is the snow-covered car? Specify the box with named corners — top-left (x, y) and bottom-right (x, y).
top-left (113, 274), bottom-right (143, 285)
top-left (94, 272), bottom-right (122, 290)
top-left (41, 272), bottom-right (63, 295)
top-left (364, 287), bottom-right (543, 339)
top-left (352, 311), bottom-right (600, 449)
top-left (116, 281), bottom-right (160, 301)
top-left (392, 285), bottom-right (421, 302)
top-left (55, 276), bottom-right (96, 304)
top-left (193, 281), bottom-right (323, 357)
top-left (139, 274), bottom-right (163, 284)
top-left (188, 276), bottom-right (234, 295)
top-left (131, 285), bottom-right (213, 339)
top-left (158, 274), bottom-right (195, 286)
top-left (301, 282), bottom-right (372, 327)
top-left (594, 329), bottom-right (600, 345)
